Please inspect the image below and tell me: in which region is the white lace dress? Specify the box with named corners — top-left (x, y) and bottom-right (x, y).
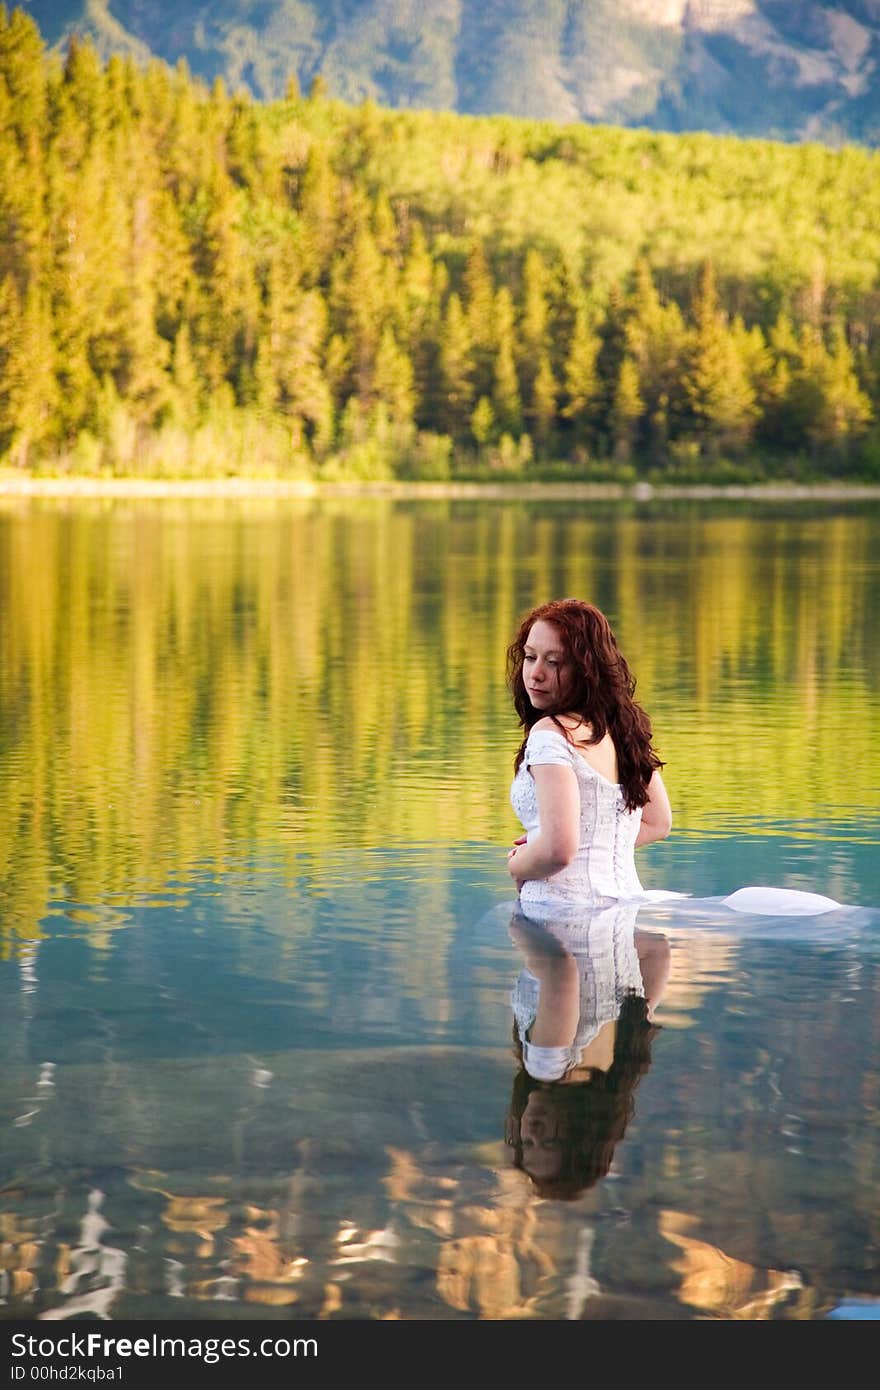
top-left (510, 899), bottom-right (645, 1080)
top-left (510, 727), bottom-right (651, 916)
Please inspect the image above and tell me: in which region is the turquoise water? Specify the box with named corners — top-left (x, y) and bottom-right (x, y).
top-left (1, 497), bottom-right (878, 1319)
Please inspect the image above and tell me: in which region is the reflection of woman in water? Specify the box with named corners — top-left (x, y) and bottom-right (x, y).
top-left (504, 903), bottom-right (669, 1199)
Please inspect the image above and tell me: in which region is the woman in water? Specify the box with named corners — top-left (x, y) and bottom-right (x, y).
top-left (504, 595), bottom-right (843, 920)
top-left (506, 597), bottom-right (672, 915)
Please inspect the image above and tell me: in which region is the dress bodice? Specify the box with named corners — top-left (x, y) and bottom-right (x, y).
top-left (510, 899), bottom-right (645, 1080)
top-left (510, 726), bottom-right (644, 912)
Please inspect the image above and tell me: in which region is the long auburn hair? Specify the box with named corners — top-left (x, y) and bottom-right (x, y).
top-left (507, 598), bottom-right (662, 811)
top-left (505, 993), bottom-right (659, 1200)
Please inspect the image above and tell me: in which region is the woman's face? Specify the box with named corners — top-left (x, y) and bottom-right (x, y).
top-left (523, 620), bottom-right (571, 710)
top-left (520, 1089), bottom-right (568, 1180)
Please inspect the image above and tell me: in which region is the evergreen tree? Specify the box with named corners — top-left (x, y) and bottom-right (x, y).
top-left (190, 163), bottom-right (246, 399)
top-left (170, 322), bottom-right (200, 430)
top-left (625, 259), bottom-right (687, 458)
top-left (0, 7), bottom-right (47, 147)
top-left (491, 286), bottom-right (522, 436)
top-left (792, 322), bottom-right (872, 458)
top-left (330, 221), bottom-right (386, 401)
top-left (62, 32), bottom-right (108, 152)
top-left (463, 239), bottom-right (495, 401)
top-left (561, 306), bottom-right (600, 444)
top-left (471, 395), bottom-right (494, 447)
top-left (610, 355), bottom-right (643, 461)
top-left (547, 258), bottom-right (579, 383)
top-left (298, 144), bottom-right (339, 284)
top-left (0, 274), bottom-right (56, 464)
top-left (270, 275), bottom-right (333, 453)
top-left (439, 292), bottom-right (474, 437)
top-left (398, 221), bottom-right (434, 417)
top-left (684, 262), bottom-right (756, 454)
top-left (45, 127), bottom-right (99, 441)
top-left (0, 7), bottom-right (47, 278)
top-left (758, 312), bottom-right (802, 449)
top-left (593, 286), bottom-right (628, 454)
top-left (530, 352), bottom-right (557, 455)
top-left (518, 247), bottom-right (549, 400)
top-left (374, 324), bottom-right (415, 429)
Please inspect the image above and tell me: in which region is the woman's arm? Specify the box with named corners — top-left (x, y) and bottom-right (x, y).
top-left (634, 928), bottom-right (671, 1020)
top-left (634, 770), bottom-right (672, 847)
top-left (507, 764), bottom-right (579, 887)
top-left (508, 918), bottom-right (580, 1046)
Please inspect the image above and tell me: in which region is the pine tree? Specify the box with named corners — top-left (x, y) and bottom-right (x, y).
top-left (0, 6), bottom-right (48, 278)
top-left (0, 275), bottom-right (56, 464)
top-left (62, 33), bottom-right (108, 152)
top-left (439, 292), bottom-right (474, 437)
top-left (823, 323), bottom-right (872, 445)
top-left (625, 259), bottom-right (687, 458)
top-left (471, 395), bottom-right (494, 447)
top-left (170, 322), bottom-right (200, 430)
top-left (45, 128), bottom-right (99, 441)
top-left (463, 239), bottom-right (495, 401)
top-left (330, 221), bottom-right (386, 401)
top-left (530, 352), bottom-right (557, 455)
top-left (684, 261), bottom-right (756, 454)
top-left (758, 312), bottom-right (802, 448)
top-left (298, 144), bottom-right (339, 284)
top-left (374, 324), bottom-right (415, 429)
top-left (491, 286), bottom-right (522, 436)
top-left (0, 7), bottom-right (47, 146)
top-left (593, 285), bottom-right (628, 455)
top-left (265, 266), bottom-right (333, 453)
top-left (610, 356), bottom-right (643, 462)
top-left (190, 163), bottom-right (245, 399)
top-left (561, 306), bottom-right (600, 443)
top-left (792, 322), bottom-right (872, 458)
top-left (518, 247), bottom-right (549, 400)
top-left (547, 258), bottom-right (579, 383)
top-left (398, 221), bottom-right (434, 415)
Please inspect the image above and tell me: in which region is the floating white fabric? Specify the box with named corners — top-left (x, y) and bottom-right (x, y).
top-left (721, 886), bottom-right (843, 916)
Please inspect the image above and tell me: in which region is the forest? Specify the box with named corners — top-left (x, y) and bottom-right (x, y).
top-left (2, 5), bottom-right (880, 482)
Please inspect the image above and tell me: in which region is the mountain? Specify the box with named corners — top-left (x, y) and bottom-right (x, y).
top-left (16, 0), bottom-right (880, 143)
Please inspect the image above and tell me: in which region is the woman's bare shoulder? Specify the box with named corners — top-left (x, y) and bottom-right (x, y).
top-left (532, 714), bottom-right (589, 738)
top-left (530, 715), bottom-right (556, 733)
top-left (530, 716), bottom-right (571, 736)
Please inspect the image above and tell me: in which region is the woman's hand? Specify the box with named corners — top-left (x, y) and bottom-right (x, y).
top-left (508, 835), bottom-right (527, 891)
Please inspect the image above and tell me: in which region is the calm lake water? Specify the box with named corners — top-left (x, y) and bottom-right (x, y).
top-left (1, 495), bottom-right (878, 1321)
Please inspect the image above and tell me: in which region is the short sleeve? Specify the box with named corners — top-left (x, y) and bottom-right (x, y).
top-left (522, 1042), bottom-right (571, 1082)
top-left (525, 728), bottom-right (573, 769)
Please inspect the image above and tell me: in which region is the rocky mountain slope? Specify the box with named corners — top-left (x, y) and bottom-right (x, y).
top-left (19, 0), bottom-right (880, 142)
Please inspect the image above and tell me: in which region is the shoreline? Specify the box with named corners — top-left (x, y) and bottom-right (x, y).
top-left (2, 476), bottom-right (880, 501)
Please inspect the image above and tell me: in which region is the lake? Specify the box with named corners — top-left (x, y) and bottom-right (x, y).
top-left (1, 493), bottom-right (878, 1321)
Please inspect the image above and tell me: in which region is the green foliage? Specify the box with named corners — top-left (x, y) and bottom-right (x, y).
top-left (3, 11), bottom-right (880, 480)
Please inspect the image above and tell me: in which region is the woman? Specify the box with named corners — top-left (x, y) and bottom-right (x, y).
top-left (506, 598), bottom-right (673, 916)
top-left (504, 596), bottom-right (844, 920)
